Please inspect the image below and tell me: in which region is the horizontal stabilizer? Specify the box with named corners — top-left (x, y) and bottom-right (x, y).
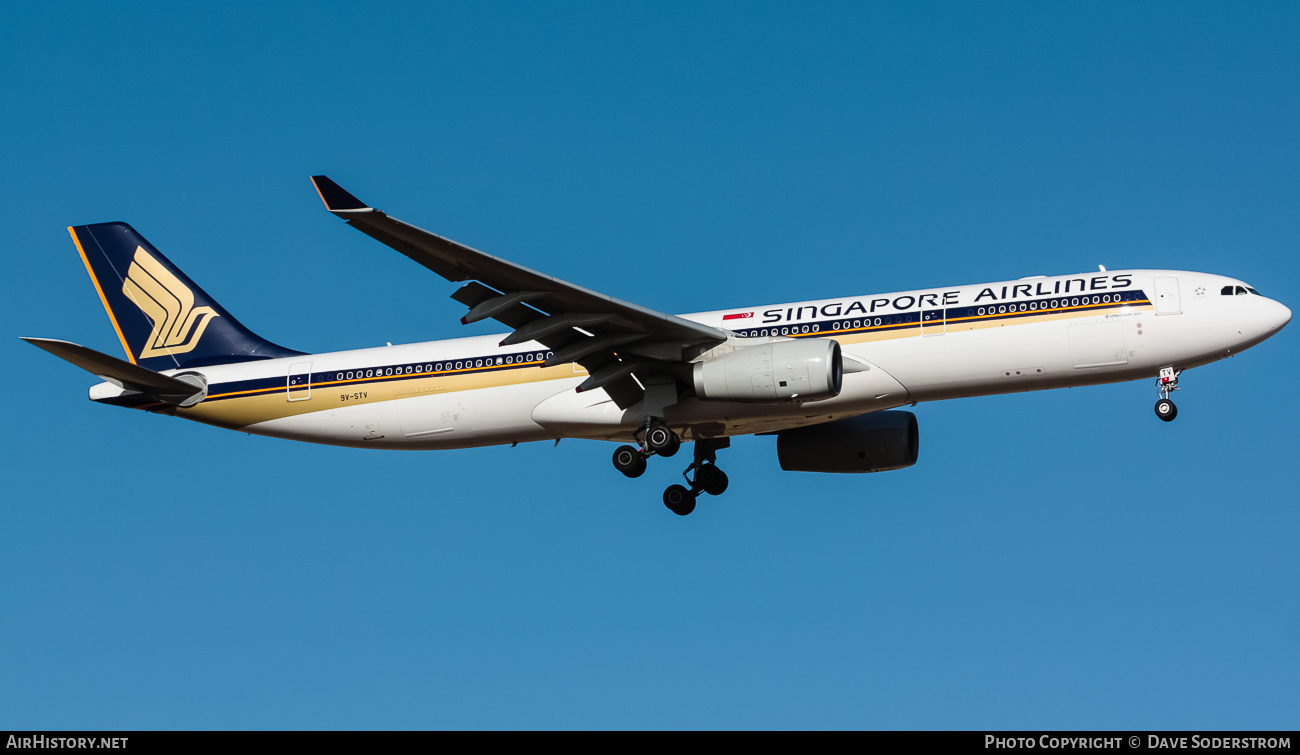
top-left (22, 337), bottom-right (206, 405)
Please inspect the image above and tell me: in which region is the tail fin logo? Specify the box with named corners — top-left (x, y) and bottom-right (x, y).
top-left (121, 246), bottom-right (220, 358)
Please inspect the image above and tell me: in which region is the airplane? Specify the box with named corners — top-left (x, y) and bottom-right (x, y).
top-left (24, 176), bottom-right (1292, 515)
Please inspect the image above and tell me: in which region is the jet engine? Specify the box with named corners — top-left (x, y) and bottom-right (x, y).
top-left (692, 339), bottom-right (843, 403)
top-left (776, 411), bottom-right (919, 473)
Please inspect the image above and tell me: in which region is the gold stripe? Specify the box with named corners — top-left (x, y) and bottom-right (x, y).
top-left (69, 226), bottom-right (136, 364)
top-left (181, 361), bottom-right (584, 428)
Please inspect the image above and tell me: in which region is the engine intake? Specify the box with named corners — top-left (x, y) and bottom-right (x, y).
top-left (692, 338), bottom-right (843, 403)
top-left (777, 411), bottom-right (919, 473)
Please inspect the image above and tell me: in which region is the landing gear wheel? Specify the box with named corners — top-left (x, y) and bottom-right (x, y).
top-left (694, 465), bottom-right (729, 496)
top-left (612, 445), bottom-right (648, 478)
top-left (663, 484), bottom-right (697, 516)
top-left (707, 469), bottom-right (728, 496)
top-left (1154, 367), bottom-right (1181, 423)
top-left (645, 424), bottom-right (680, 458)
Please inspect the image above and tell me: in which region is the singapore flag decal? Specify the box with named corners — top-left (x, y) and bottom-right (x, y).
top-left (722, 311), bottom-right (753, 321)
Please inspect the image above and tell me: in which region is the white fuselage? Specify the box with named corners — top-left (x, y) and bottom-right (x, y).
top-left (95, 269), bottom-right (1289, 450)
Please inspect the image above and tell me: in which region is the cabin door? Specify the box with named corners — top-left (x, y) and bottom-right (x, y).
top-left (1154, 276), bottom-right (1182, 315)
top-left (287, 361), bottom-right (313, 402)
top-left (921, 308), bottom-right (946, 336)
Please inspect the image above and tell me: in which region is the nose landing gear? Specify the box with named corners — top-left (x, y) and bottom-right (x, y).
top-left (1154, 367), bottom-right (1180, 422)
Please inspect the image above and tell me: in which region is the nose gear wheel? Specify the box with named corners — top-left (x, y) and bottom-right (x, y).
top-left (1154, 367), bottom-right (1181, 422)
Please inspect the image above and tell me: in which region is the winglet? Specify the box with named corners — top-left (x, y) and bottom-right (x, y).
top-left (310, 175), bottom-right (371, 214)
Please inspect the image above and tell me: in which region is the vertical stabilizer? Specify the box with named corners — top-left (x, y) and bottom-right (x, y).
top-left (69, 222), bottom-right (302, 370)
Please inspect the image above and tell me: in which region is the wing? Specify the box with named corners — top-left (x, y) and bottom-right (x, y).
top-left (310, 176), bottom-right (728, 409)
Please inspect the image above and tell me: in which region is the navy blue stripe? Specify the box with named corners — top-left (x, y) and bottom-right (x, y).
top-left (731, 291), bottom-right (1152, 339)
top-left (204, 348), bottom-right (559, 401)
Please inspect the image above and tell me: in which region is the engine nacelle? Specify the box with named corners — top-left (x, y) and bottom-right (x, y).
top-left (777, 411), bottom-right (919, 473)
top-left (692, 338), bottom-right (843, 403)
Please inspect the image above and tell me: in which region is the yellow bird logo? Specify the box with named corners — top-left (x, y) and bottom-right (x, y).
top-left (121, 246), bottom-right (219, 358)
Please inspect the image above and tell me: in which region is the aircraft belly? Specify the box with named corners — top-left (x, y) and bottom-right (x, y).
top-left (860, 307), bottom-right (1241, 403)
top-left (244, 381), bottom-right (561, 450)
top-left (1131, 304), bottom-right (1244, 369)
top-left (860, 318), bottom-right (1115, 402)
top-left (394, 381), bottom-right (560, 447)
top-left (245, 402), bottom-right (400, 448)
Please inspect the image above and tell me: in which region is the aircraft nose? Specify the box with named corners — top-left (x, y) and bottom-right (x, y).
top-left (1267, 298), bottom-right (1292, 334)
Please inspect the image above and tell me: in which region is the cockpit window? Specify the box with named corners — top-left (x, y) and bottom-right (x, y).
top-left (1222, 285), bottom-right (1261, 296)
top-left (1222, 286), bottom-right (1235, 295)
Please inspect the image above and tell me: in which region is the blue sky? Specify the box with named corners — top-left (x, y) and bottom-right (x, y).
top-left (3, 2), bottom-right (1297, 730)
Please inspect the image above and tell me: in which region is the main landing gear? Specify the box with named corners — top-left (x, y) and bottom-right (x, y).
top-left (611, 419), bottom-right (680, 479)
top-left (1154, 367), bottom-right (1180, 422)
top-left (663, 437), bottom-right (730, 516)
top-left (611, 421), bottom-right (730, 516)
